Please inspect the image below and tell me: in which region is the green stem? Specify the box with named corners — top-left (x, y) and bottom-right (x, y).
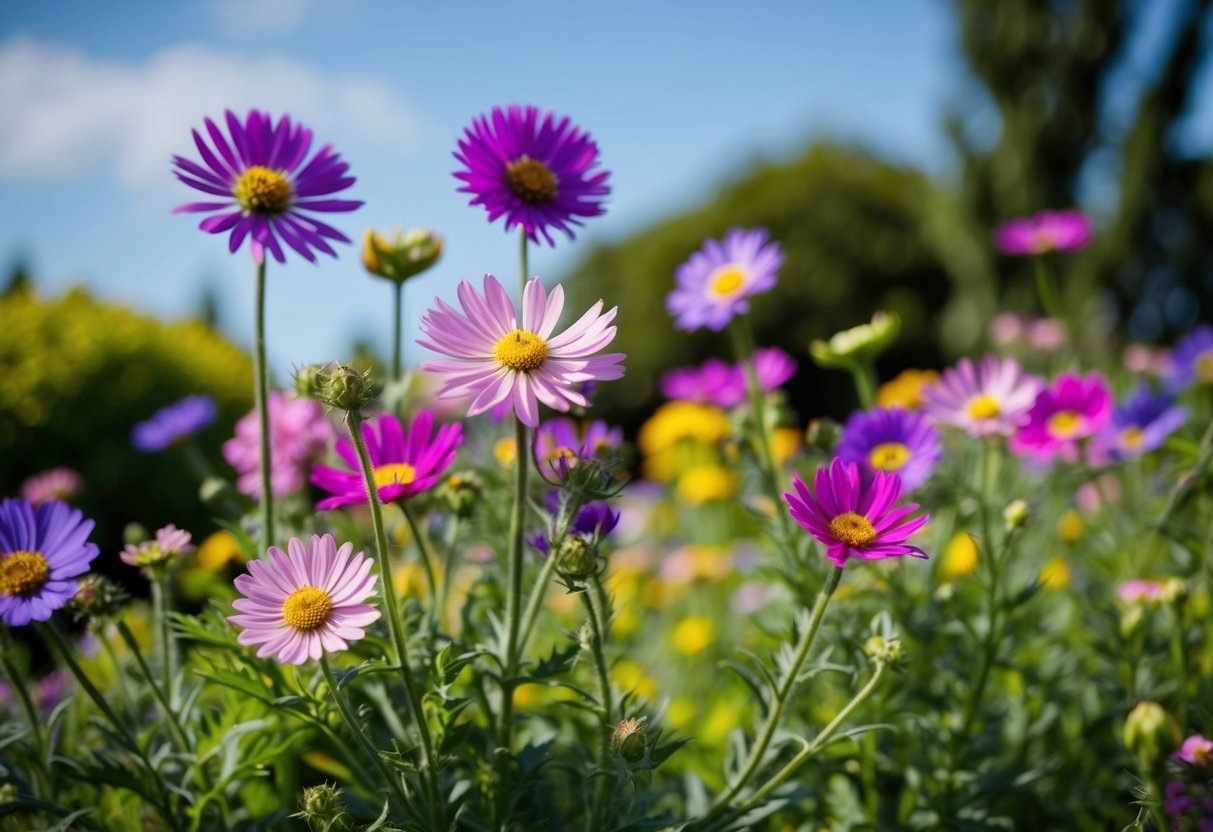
top-left (391, 280), bottom-right (403, 382)
top-left (709, 566), bottom-right (844, 811)
top-left (400, 501), bottom-right (440, 616)
top-left (253, 257), bottom-right (275, 551)
top-left (0, 645), bottom-right (50, 796)
top-left (439, 516), bottom-right (462, 632)
top-left (583, 580), bottom-right (615, 832)
top-left (345, 412), bottom-right (442, 825)
top-left (114, 620), bottom-right (190, 754)
top-left (959, 440), bottom-right (1003, 738)
top-left (1032, 256), bottom-right (1065, 323)
top-left (150, 573), bottom-right (174, 704)
top-left (320, 655), bottom-right (411, 818)
top-left (849, 363), bottom-right (877, 410)
top-left (519, 226), bottom-right (530, 296)
top-left (516, 501), bottom-right (576, 657)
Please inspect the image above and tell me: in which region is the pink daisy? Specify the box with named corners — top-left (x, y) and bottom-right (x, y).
top-left (1010, 373), bottom-right (1113, 463)
top-left (923, 355), bottom-right (1043, 436)
top-left (1174, 734), bottom-right (1213, 767)
top-left (418, 274), bottom-right (625, 427)
top-left (784, 458), bottom-right (930, 568)
top-left (19, 468), bottom-right (83, 506)
top-left (224, 392), bottom-right (333, 500)
top-left (311, 410), bottom-right (462, 510)
top-left (227, 534), bottom-right (380, 665)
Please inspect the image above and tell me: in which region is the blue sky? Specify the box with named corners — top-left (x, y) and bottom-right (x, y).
top-left (4, 0), bottom-right (1186, 375)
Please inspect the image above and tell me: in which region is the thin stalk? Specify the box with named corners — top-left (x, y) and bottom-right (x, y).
top-left (320, 655), bottom-right (411, 818)
top-left (253, 258), bottom-right (275, 550)
top-left (439, 516), bottom-right (462, 634)
top-left (519, 227), bottom-right (530, 295)
top-left (391, 280), bottom-right (404, 382)
top-left (400, 501), bottom-right (440, 615)
top-left (516, 500), bottom-right (576, 657)
top-left (114, 620), bottom-right (190, 754)
top-left (0, 646), bottom-right (50, 796)
top-left (1032, 256), bottom-right (1065, 323)
top-left (959, 439), bottom-right (1003, 738)
top-left (583, 579), bottom-right (614, 832)
top-left (98, 633), bottom-right (134, 708)
top-left (150, 573), bottom-right (174, 703)
top-left (708, 566), bottom-right (844, 811)
top-left (345, 412), bottom-right (442, 825)
top-left (849, 363), bottom-right (877, 411)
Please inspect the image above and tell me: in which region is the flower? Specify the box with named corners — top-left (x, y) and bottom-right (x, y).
top-left (993, 210), bottom-right (1092, 255)
top-left (1168, 325), bottom-right (1213, 391)
top-left (810, 312), bottom-right (900, 369)
top-left (173, 109), bottom-right (362, 264)
top-left (939, 532), bottom-right (978, 581)
top-left (1010, 373), bottom-right (1113, 463)
top-left (1090, 385), bottom-right (1186, 461)
top-left (418, 274), bottom-right (625, 427)
top-left (224, 392), bottom-right (333, 500)
top-left (453, 104), bottom-right (610, 246)
top-left (672, 616), bottom-right (715, 655)
top-left (535, 418), bottom-right (623, 476)
top-left (311, 410), bottom-right (462, 509)
top-left (197, 531), bottom-right (245, 572)
top-left (132, 395), bottom-right (217, 452)
top-left (227, 534), bottom-right (380, 665)
top-left (923, 355), bottom-right (1043, 436)
top-left (1118, 579), bottom-right (1165, 604)
top-left (666, 228), bottom-right (783, 332)
top-left (784, 459), bottom-right (929, 568)
top-left (120, 524), bottom-right (196, 569)
top-left (660, 348), bottom-right (798, 408)
top-left (0, 499), bottom-right (99, 626)
top-left (532, 499), bottom-right (620, 556)
top-left (362, 226), bottom-right (442, 283)
top-left (836, 407), bottom-right (942, 491)
top-left (19, 468), bottom-right (82, 506)
top-left (1174, 734), bottom-right (1213, 767)
top-left (876, 369), bottom-right (940, 411)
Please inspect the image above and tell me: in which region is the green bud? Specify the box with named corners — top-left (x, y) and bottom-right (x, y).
top-left (864, 634), bottom-right (903, 663)
top-left (555, 536), bottom-right (597, 580)
top-left (69, 575), bottom-right (129, 624)
top-left (612, 717), bottom-right (648, 763)
top-left (810, 311), bottom-right (900, 369)
top-left (363, 227), bottom-right (443, 283)
top-left (1119, 604), bottom-right (1144, 639)
top-left (805, 417), bottom-right (841, 453)
top-left (0, 782), bottom-right (17, 803)
top-left (293, 783), bottom-right (349, 831)
top-left (123, 522), bottom-right (148, 547)
top-left (294, 362), bottom-right (333, 401)
top-left (1123, 701), bottom-right (1180, 769)
top-left (1160, 577), bottom-right (1188, 605)
top-left (437, 472), bottom-right (484, 519)
top-left (1003, 499), bottom-right (1029, 532)
top-left (297, 363), bottom-right (377, 413)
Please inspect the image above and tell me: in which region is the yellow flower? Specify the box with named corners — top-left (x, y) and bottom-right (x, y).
top-left (610, 660), bottom-right (656, 700)
top-left (393, 561), bottom-right (432, 598)
top-left (1058, 510), bottom-right (1084, 544)
top-left (701, 700), bottom-right (737, 745)
top-left (675, 465), bottom-right (739, 504)
top-left (610, 604), bottom-right (641, 639)
top-left (638, 402), bottom-right (732, 455)
top-left (493, 437), bottom-right (517, 467)
top-left (771, 427), bottom-right (802, 465)
top-left (1039, 557), bottom-right (1070, 590)
top-left (195, 531), bottom-right (244, 573)
top-left (939, 532), bottom-right (978, 581)
top-left (666, 697), bottom-right (696, 730)
top-left (876, 369), bottom-right (940, 411)
top-left (672, 616), bottom-right (715, 655)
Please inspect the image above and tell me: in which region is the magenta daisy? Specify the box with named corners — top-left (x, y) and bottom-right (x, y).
top-left (666, 227), bottom-right (784, 332)
top-left (1010, 373), bottom-right (1113, 463)
top-left (993, 210), bottom-right (1092, 256)
top-left (922, 355), bottom-right (1043, 437)
top-left (173, 109), bottom-right (362, 264)
top-left (311, 410), bottom-right (463, 510)
top-left (227, 534), bottom-right (380, 665)
top-left (784, 459), bottom-right (929, 568)
top-left (0, 499), bottom-right (99, 626)
top-left (418, 274), bottom-right (625, 427)
top-left (454, 104), bottom-right (610, 246)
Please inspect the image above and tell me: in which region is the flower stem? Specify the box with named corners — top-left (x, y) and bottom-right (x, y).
top-left (345, 411), bottom-right (442, 824)
top-left (519, 226), bottom-right (530, 296)
top-left (253, 257), bottom-right (275, 551)
top-left (150, 572), bottom-right (174, 704)
top-left (708, 565), bottom-right (844, 812)
top-left (400, 501), bottom-right (440, 617)
top-left (516, 499), bottom-right (576, 656)
top-left (0, 639), bottom-right (50, 796)
top-left (391, 280), bottom-right (404, 382)
top-left (114, 620), bottom-right (190, 754)
top-left (849, 363), bottom-right (877, 410)
top-left (1032, 256), bottom-right (1065, 323)
top-left (583, 578), bottom-right (615, 832)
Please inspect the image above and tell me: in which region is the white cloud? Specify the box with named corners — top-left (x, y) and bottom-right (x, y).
top-left (0, 35), bottom-right (428, 186)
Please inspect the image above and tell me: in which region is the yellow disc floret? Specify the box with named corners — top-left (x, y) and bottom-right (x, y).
top-left (707, 265), bottom-right (746, 298)
top-left (373, 463), bottom-right (417, 489)
top-left (0, 551), bottom-right (50, 597)
top-left (233, 166), bottom-right (293, 215)
top-left (506, 156), bottom-right (558, 203)
top-left (966, 395), bottom-right (1001, 420)
top-left (868, 442), bottom-right (911, 471)
top-left (1047, 410), bottom-right (1083, 439)
top-left (282, 586), bottom-right (333, 631)
top-left (829, 512), bottom-right (877, 547)
top-left (494, 330), bottom-right (549, 372)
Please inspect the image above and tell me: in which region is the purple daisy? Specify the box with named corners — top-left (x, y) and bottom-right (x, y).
top-left (227, 534), bottom-right (380, 665)
top-left (1010, 373), bottom-right (1113, 463)
top-left (173, 109), bottom-right (362, 264)
top-left (131, 395), bottom-right (218, 452)
top-left (661, 347), bottom-right (798, 408)
top-left (19, 468), bottom-right (82, 507)
top-left (453, 104), bottom-right (610, 246)
top-left (1090, 385), bottom-right (1186, 462)
top-left (993, 210), bottom-right (1092, 256)
top-left (922, 355), bottom-right (1043, 437)
top-left (418, 274), bottom-right (626, 427)
top-left (784, 459), bottom-right (929, 568)
top-left (0, 499), bottom-right (99, 626)
top-left (532, 500), bottom-right (620, 555)
top-left (836, 407), bottom-right (942, 492)
top-left (311, 410), bottom-right (462, 510)
top-left (666, 227), bottom-right (784, 332)
top-left (1167, 325), bottom-right (1213, 392)
top-left (535, 417), bottom-right (623, 476)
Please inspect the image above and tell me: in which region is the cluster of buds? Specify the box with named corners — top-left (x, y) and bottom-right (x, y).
top-left (68, 575), bottom-right (129, 624)
top-left (296, 363), bottom-right (377, 414)
top-left (362, 227), bottom-right (443, 284)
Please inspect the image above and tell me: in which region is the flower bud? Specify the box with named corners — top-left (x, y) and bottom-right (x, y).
top-left (1003, 499), bottom-right (1029, 532)
top-left (1160, 577), bottom-right (1188, 605)
top-left (1057, 509), bottom-right (1084, 544)
top-left (1119, 604), bottom-right (1144, 639)
top-left (363, 227), bottom-right (443, 283)
top-left (294, 362), bottom-right (333, 401)
top-left (810, 311), bottom-right (900, 369)
top-left (437, 472), bottom-right (484, 519)
top-left (805, 417), bottom-right (841, 453)
top-left (612, 717), bottom-right (648, 763)
top-left (293, 783), bottom-right (349, 831)
top-left (300, 363), bottom-right (377, 413)
top-left (555, 536), bottom-right (597, 580)
top-left (1123, 701), bottom-right (1181, 769)
top-left (68, 575), bottom-right (129, 624)
top-left (864, 635), bottom-right (903, 663)
top-left (123, 522), bottom-right (148, 547)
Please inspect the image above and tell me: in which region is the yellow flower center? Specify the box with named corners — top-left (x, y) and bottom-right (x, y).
top-left (868, 442), bottom-right (911, 471)
top-left (233, 165), bottom-right (292, 215)
top-left (373, 463), bottom-right (417, 489)
top-left (966, 395), bottom-right (1001, 420)
top-left (1196, 351), bottom-right (1213, 384)
top-left (829, 512), bottom-right (877, 547)
top-left (493, 330), bottom-right (549, 372)
top-left (506, 156), bottom-right (558, 203)
top-left (0, 551), bottom-right (50, 597)
top-left (1047, 410), bottom-right (1083, 439)
top-left (281, 586), bottom-right (333, 632)
top-left (1122, 426), bottom-right (1144, 448)
top-left (707, 265), bottom-right (747, 299)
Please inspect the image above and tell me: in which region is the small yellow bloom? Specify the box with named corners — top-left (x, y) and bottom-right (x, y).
top-left (610, 604), bottom-right (641, 639)
top-left (876, 368), bottom-right (940, 411)
top-left (939, 532), bottom-right (978, 581)
top-left (1058, 510), bottom-right (1084, 544)
top-left (638, 402), bottom-right (732, 455)
top-left (493, 437), bottom-right (517, 467)
top-left (666, 697), bottom-right (696, 730)
top-left (771, 427), bottom-right (802, 465)
top-left (195, 530), bottom-right (244, 573)
top-left (393, 561), bottom-right (431, 598)
top-left (610, 660), bottom-right (656, 700)
top-left (700, 699), bottom-right (737, 745)
top-left (675, 465), bottom-right (739, 504)
top-left (1039, 557), bottom-right (1070, 590)
top-left (672, 616), bottom-right (715, 655)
